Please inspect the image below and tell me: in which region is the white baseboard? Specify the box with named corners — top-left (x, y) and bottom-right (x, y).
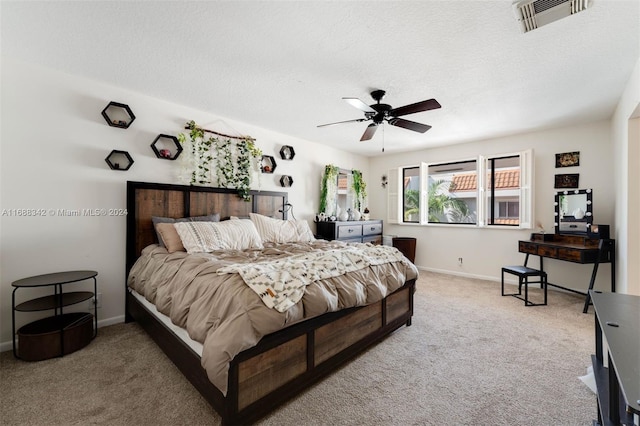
top-left (0, 314), bottom-right (125, 354)
top-left (418, 265), bottom-right (503, 283)
top-left (417, 265), bottom-right (583, 294)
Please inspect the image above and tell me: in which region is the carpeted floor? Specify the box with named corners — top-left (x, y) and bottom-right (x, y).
top-left (0, 271), bottom-right (597, 425)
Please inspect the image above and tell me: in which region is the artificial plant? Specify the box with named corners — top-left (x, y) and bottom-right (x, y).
top-left (178, 120), bottom-right (213, 185)
top-left (351, 169), bottom-right (367, 212)
top-left (320, 164), bottom-right (339, 215)
top-left (178, 120), bottom-right (262, 201)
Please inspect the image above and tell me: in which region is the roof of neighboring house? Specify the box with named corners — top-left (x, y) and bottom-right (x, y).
top-left (338, 175), bottom-right (348, 189)
top-left (450, 169), bottom-right (520, 192)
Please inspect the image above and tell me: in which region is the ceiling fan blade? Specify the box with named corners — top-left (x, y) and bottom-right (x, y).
top-left (360, 123), bottom-right (378, 141)
top-left (389, 99), bottom-right (441, 117)
top-left (317, 118), bottom-right (366, 128)
top-left (343, 97), bottom-right (376, 113)
top-left (388, 117), bottom-right (432, 133)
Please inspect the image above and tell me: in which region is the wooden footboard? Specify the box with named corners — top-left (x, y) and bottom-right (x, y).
top-left (127, 279), bottom-right (415, 425)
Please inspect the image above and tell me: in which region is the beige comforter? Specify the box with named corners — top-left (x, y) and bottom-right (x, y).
top-left (127, 240), bottom-right (418, 394)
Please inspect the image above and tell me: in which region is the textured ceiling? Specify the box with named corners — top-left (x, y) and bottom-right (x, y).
top-left (2, 1), bottom-right (639, 156)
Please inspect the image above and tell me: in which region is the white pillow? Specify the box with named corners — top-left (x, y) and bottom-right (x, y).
top-left (249, 213), bottom-right (316, 243)
top-left (173, 220), bottom-right (264, 253)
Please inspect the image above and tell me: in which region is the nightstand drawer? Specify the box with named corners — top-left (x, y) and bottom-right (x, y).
top-left (363, 223), bottom-right (382, 236)
top-left (338, 225), bottom-right (362, 239)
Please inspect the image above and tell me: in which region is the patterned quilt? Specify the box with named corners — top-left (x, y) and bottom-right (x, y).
top-left (218, 244), bottom-right (406, 312)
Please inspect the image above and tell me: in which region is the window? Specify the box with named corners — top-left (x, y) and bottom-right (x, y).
top-left (427, 160), bottom-right (477, 224)
top-left (486, 155), bottom-right (521, 226)
top-left (498, 201), bottom-right (519, 219)
top-left (389, 149), bottom-right (533, 228)
top-left (403, 167), bottom-right (420, 223)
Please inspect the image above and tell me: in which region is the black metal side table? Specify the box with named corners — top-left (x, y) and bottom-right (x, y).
top-left (11, 270), bottom-right (98, 360)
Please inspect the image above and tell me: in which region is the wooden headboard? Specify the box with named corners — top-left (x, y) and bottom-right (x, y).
top-left (125, 181), bottom-right (288, 274)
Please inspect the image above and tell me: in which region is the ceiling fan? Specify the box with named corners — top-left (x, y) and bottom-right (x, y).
top-left (318, 90), bottom-right (441, 141)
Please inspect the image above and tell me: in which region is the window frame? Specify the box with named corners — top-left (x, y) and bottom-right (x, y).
top-left (402, 166), bottom-right (420, 224)
top-left (390, 149), bottom-right (533, 229)
top-left (486, 154), bottom-right (521, 227)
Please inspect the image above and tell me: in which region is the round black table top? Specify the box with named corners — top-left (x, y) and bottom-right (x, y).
top-left (12, 270), bottom-right (98, 288)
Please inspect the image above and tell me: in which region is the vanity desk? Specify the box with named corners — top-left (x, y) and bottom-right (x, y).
top-left (518, 233), bottom-right (615, 313)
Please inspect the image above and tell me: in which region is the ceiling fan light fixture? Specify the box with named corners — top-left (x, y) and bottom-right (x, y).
top-left (318, 89), bottom-right (441, 142)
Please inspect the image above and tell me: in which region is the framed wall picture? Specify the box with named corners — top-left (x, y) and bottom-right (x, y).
top-left (555, 151), bottom-right (580, 168)
top-left (554, 173), bottom-right (579, 189)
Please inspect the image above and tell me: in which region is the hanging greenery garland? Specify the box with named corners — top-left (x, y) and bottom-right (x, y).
top-left (178, 121), bottom-right (262, 200)
top-left (320, 164), bottom-right (339, 215)
top-left (177, 121), bottom-right (212, 185)
top-left (351, 169), bottom-right (367, 212)
top-left (213, 138), bottom-right (234, 188)
top-left (235, 139), bottom-right (262, 201)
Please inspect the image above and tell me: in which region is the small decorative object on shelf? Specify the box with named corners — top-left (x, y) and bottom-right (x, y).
top-left (101, 101), bottom-right (136, 129)
top-left (279, 145), bottom-right (295, 160)
top-left (105, 150), bottom-right (134, 171)
top-left (261, 155), bottom-right (277, 173)
top-left (151, 134), bottom-right (183, 160)
top-left (280, 175), bottom-right (293, 187)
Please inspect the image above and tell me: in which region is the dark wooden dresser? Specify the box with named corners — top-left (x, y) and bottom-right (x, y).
top-left (316, 220), bottom-right (383, 244)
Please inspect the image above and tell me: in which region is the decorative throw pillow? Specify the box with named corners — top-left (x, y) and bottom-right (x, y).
top-left (174, 220), bottom-right (264, 253)
top-left (155, 223), bottom-right (186, 253)
top-left (249, 213), bottom-right (316, 243)
top-left (152, 214), bottom-right (220, 247)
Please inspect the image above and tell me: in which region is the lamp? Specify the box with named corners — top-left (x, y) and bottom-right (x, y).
top-left (278, 202), bottom-right (296, 220)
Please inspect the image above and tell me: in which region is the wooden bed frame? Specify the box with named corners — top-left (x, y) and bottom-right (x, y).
top-left (125, 181), bottom-right (415, 425)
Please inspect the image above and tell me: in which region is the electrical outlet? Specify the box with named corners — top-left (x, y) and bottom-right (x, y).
top-left (458, 257), bottom-right (463, 266)
top-left (90, 293), bottom-right (102, 309)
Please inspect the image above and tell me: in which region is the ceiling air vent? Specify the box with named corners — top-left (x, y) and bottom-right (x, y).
top-left (513, 0), bottom-right (591, 33)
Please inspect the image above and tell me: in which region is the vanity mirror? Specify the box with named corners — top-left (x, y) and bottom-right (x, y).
top-left (336, 168), bottom-right (353, 219)
top-left (554, 189), bottom-right (593, 234)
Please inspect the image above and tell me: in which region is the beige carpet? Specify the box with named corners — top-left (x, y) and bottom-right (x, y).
top-left (0, 271), bottom-right (596, 425)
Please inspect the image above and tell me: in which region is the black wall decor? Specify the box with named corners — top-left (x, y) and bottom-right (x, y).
top-left (105, 150), bottom-right (134, 171)
top-left (555, 151), bottom-right (580, 168)
top-left (280, 175), bottom-right (293, 187)
top-left (554, 173), bottom-right (579, 189)
top-left (279, 145), bottom-right (295, 160)
top-left (151, 134), bottom-right (183, 160)
top-left (101, 101), bottom-right (136, 129)
top-left (261, 155), bottom-right (277, 173)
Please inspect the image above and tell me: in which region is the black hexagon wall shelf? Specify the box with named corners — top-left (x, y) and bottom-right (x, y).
top-left (261, 155), bottom-right (277, 173)
top-left (102, 101), bottom-right (136, 129)
top-left (279, 145), bottom-right (295, 160)
top-left (151, 134), bottom-right (183, 160)
top-left (105, 150), bottom-right (134, 171)
top-left (280, 175), bottom-right (293, 187)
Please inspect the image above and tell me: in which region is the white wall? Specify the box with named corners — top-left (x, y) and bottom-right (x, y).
top-left (2, 54), bottom-right (635, 350)
top-left (369, 121), bottom-right (615, 292)
top-left (0, 57), bottom-right (369, 345)
top-left (611, 56), bottom-right (640, 295)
